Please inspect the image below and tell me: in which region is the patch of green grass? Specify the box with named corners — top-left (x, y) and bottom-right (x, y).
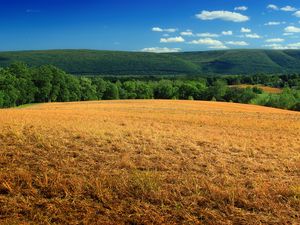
top-left (16, 103), bottom-right (41, 109)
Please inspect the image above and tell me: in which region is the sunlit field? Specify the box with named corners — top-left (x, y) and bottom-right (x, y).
top-left (229, 85), bottom-right (283, 94)
top-left (0, 100), bottom-right (299, 224)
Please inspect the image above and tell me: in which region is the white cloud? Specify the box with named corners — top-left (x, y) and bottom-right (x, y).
top-left (241, 27), bottom-right (251, 33)
top-left (196, 32), bottom-right (219, 38)
top-left (235, 6), bottom-right (248, 11)
top-left (152, 27), bottom-right (177, 33)
top-left (189, 38), bottom-right (228, 49)
top-left (264, 44), bottom-right (285, 49)
top-left (196, 10), bottom-right (249, 22)
top-left (287, 42), bottom-right (300, 48)
top-left (267, 4), bottom-right (279, 10)
top-left (281, 6), bottom-right (297, 12)
top-left (283, 33), bottom-right (294, 36)
top-left (245, 33), bottom-right (261, 39)
top-left (141, 47), bottom-right (181, 53)
top-left (265, 38), bottom-right (284, 43)
top-left (264, 42), bottom-right (300, 49)
top-left (180, 30), bottom-right (193, 36)
top-left (294, 11), bottom-right (300, 17)
top-left (189, 38), bottom-right (222, 45)
top-left (226, 41), bottom-right (249, 46)
top-left (284, 26), bottom-right (300, 33)
top-left (222, 30), bottom-right (233, 35)
top-left (160, 36), bottom-right (185, 43)
top-left (264, 21), bottom-right (285, 26)
top-left (209, 45), bottom-right (228, 49)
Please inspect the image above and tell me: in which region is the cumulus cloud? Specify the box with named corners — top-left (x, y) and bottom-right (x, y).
top-left (294, 11), bottom-right (300, 17)
top-left (265, 38), bottom-right (284, 43)
top-left (264, 43), bottom-right (285, 49)
top-left (287, 42), bottom-right (300, 48)
top-left (281, 6), bottom-right (297, 12)
top-left (264, 43), bottom-right (300, 50)
top-left (152, 27), bottom-right (177, 33)
top-left (241, 27), bottom-right (251, 33)
top-left (196, 33), bottom-right (219, 38)
top-left (267, 4), bottom-right (279, 10)
top-left (245, 33), bottom-right (261, 39)
top-left (226, 41), bottom-right (249, 46)
top-left (196, 10), bottom-right (249, 22)
top-left (235, 6), bottom-right (248, 11)
top-left (189, 38), bottom-right (228, 49)
top-left (141, 47), bottom-right (181, 53)
top-left (222, 31), bottom-right (233, 35)
top-left (160, 36), bottom-right (185, 43)
top-left (267, 4), bottom-right (297, 12)
top-left (180, 30), bottom-right (193, 36)
top-left (284, 26), bottom-right (300, 33)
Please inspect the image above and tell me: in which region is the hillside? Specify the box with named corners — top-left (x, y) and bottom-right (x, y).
top-left (1, 49), bottom-right (300, 75)
top-left (0, 100), bottom-right (299, 224)
top-left (0, 50), bottom-right (199, 75)
top-left (173, 49), bottom-right (300, 74)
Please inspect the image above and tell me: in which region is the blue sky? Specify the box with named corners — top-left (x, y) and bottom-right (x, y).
top-left (1, 0), bottom-right (300, 52)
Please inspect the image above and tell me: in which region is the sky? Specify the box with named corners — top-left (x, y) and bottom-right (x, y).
top-left (1, 0), bottom-right (300, 52)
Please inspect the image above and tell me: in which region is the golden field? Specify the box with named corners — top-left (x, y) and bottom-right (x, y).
top-left (229, 85), bottom-right (283, 94)
top-left (0, 100), bottom-right (299, 225)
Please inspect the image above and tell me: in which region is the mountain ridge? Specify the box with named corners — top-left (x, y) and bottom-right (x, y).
top-left (1, 49), bottom-right (300, 75)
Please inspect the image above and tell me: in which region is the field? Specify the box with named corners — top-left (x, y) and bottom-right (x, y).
top-left (0, 100), bottom-right (299, 224)
top-left (229, 85), bottom-right (283, 94)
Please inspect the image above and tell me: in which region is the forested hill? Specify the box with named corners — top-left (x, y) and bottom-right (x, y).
top-left (1, 49), bottom-right (300, 75)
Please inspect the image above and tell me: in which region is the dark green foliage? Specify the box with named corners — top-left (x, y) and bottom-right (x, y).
top-left (154, 80), bottom-right (176, 99)
top-left (0, 70), bottom-right (20, 107)
top-left (0, 50), bottom-right (199, 76)
top-left (2, 49), bottom-right (300, 76)
top-left (79, 77), bottom-right (97, 101)
top-left (0, 91), bottom-right (4, 107)
top-left (225, 87), bottom-right (257, 104)
top-left (93, 78), bottom-right (107, 100)
top-left (0, 62), bottom-right (299, 111)
top-left (204, 80), bottom-right (228, 101)
top-left (103, 82), bottom-right (119, 100)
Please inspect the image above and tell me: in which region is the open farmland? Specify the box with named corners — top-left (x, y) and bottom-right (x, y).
top-left (229, 85), bottom-right (283, 94)
top-left (0, 100), bottom-right (299, 224)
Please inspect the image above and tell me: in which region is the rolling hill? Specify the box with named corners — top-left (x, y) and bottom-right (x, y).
top-left (1, 49), bottom-right (300, 75)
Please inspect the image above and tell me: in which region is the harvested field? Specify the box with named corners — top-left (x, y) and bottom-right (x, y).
top-left (229, 85), bottom-right (283, 94)
top-left (0, 100), bottom-right (299, 224)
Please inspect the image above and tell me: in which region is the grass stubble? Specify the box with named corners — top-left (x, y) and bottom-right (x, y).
top-left (0, 100), bottom-right (299, 224)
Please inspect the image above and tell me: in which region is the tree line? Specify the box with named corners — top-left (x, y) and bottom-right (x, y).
top-left (0, 62), bottom-right (299, 111)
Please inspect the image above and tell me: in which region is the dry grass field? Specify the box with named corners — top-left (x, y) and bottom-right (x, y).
top-left (229, 85), bottom-right (283, 94)
top-left (0, 100), bottom-right (299, 225)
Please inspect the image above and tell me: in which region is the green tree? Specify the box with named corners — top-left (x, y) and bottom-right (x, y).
top-left (9, 62), bottom-right (36, 105)
top-left (32, 66), bottom-right (53, 102)
top-left (103, 82), bottom-right (119, 100)
top-left (135, 81), bottom-right (153, 99)
top-left (0, 71), bottom-right (20, 107)
top-left (204, 80), bottom-right (228, 101)
top-left (178, 83), bottom-right (199, 100)
top-left (93, 78), bottom-right (107, 100)
top-left (0, 91), bottom-right (4, 107)
top-left (154, 80), bottom-right (175, 99)
top-left (79, 77), bottom-right (97, 101)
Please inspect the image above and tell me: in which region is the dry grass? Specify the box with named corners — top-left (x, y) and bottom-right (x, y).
top-left (0, 100), bottom-right (299, 224)
top-left (229, 85), bottom-right (283, 94)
